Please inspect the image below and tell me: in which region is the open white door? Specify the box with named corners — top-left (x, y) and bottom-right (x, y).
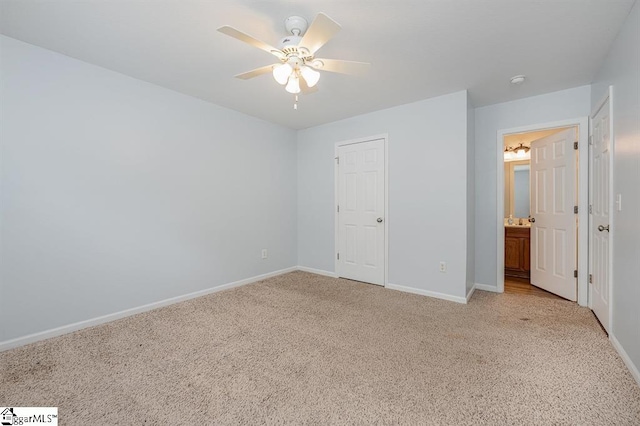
top-left (530, 128), bottom-right (577, 301)
top-left (336, 139), bottom-right (385, 285)
top-left (590, 98), bottom-right (612, 332)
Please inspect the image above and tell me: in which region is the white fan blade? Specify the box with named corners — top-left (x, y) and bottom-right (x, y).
top-left (217, 26), bottom-right (285, 59)
top-left (299, 13), bottom-right (341, 55)
top-left (311, 59), bottom-right (370, 76)
top-left (234, 64), bottom-right (276, 80)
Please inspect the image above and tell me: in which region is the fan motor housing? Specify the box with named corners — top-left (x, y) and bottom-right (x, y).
top-left (278, 36), bottom-right (313, 61)
top-left (279, 35), bottom-right (302, 49)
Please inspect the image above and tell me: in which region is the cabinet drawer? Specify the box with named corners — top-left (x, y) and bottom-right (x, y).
top-left (505, 226), bottom-right (531, 238)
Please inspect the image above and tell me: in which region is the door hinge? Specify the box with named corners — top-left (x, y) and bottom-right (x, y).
top-left (589, 205), bottom-right (593, 214)
top-left (335, 156), bottom-right (339, 164)
top-left (574, 205), bottom-right (578, 214)
top-left (337, 205), bottom-right (340, 213)
top-left (589, 135), bottom-right (593, 145)
top-left (574, 141), bottom-right (579, 150)
top-left (337, 253), bottom-right (340, 260)
top-left (589, 274), bottom-right (593, 284)
top-left (574, 270), bottom-right (578, 278)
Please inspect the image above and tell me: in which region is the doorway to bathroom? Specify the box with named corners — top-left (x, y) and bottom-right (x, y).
top-left (497, 118), bottom-right (589, 305)
top-left (504, 127), bottom-right (576, 298)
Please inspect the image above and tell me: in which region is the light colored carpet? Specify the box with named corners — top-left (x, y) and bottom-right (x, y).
top-left (1, 271), bottom-right (639, 424)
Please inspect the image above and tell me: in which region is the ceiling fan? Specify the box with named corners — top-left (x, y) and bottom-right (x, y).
top-left (217, 13), bottom-right (370, 96)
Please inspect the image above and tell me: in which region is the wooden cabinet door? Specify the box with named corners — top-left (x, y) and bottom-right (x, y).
top-left (505, 237), bottom-right (521, 269)
top-left (505, 227), bottom-right (531, 279)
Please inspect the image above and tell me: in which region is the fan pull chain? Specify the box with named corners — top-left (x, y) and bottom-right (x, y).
top-left (293, 95), bottom-right (299, 110)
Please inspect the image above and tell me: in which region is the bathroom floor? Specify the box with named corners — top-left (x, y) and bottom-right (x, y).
top-left (504, 276), bottom-right (564, 300)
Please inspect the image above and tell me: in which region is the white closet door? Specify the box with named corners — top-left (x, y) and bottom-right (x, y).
top-left (336, 139), bottom-right (385, 285)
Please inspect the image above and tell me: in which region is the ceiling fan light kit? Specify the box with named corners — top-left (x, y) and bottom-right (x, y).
top-left (273, 63), bottom-right (293, 84)
top-left (217, 12), bottom-right (370, 102)
top-left (285, 74), bottom-right (301, 94)
top-left (300, 66), bottom-right (320, 87)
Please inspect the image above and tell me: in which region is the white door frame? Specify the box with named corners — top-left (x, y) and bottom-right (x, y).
top-left (334, 134), bottom-right (389, 286)
top-left (496, 118), bottom-right (589, 306)
top-left (590, 86), bottom-right (614, 329)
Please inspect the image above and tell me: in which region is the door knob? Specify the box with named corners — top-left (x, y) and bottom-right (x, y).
top-left (377, 217), bottom-right (383, 223)
top-left (529, 217), bottom-right (536, 223)
top-left (598, 225), bottom-right (610, 232)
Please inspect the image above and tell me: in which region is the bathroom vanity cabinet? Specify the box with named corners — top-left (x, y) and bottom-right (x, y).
top-left (505, 226), bottom-right (530, 279)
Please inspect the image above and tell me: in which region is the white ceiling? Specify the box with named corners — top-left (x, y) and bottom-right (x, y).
top-left (0, 1), bottom-right (635, 129)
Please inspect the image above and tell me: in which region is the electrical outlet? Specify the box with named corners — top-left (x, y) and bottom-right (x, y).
top-left (439, 261), bottom-right (447, 273)
top-left (261, 249), bottom-right (268, 259)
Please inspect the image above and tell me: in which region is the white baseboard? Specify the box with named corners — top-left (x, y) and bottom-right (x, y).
top-left (299, 270), bottom-right (469, 306)
top-left (0, 266), bottom-right (297, 353)
top-left (610, 333), bottom-right (640, 388)
top-left (386, 283), bottom-right (467, 304)
top-left (466, 284), bottom-right (476, 302)
top-left (296, 266), bottom-right (338, 278)
top-left (474, 283), bottom-right (500, 293)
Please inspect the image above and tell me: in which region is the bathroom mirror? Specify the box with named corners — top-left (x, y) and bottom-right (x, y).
top-left (504, 160), bottom-right (530, 218)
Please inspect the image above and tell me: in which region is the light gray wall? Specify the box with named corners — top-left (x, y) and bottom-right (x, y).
top-left (297, 91), bottom-right (470, 299)
top-left (0, 36), bottom-right (298, 342)
top-left (474, 86), bottom-right (591, 287)
top-left (591, 1), bottom-right (640, 374)
top-left (466, 93), bottom-right (476, 295)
